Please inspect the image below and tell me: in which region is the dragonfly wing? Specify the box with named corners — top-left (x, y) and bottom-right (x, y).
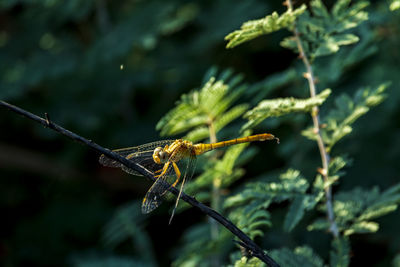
top-left (120, 153), bottom-right (159, 176)
top-left (168, 154), bottom-right (197, 223)
top-left (182, 154), bottom-right (197, 185)
top-left (141, 163), bottom-right (175, 214)
top-left (99, 140), bottom-right (175, 176)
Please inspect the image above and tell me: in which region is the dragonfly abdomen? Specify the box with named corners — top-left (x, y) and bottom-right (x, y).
top-left (193, 133), bottom-right (277, 155)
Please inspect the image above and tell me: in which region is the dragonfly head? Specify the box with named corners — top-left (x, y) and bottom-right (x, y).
top-left (153, 147), bottom-right (169, 164)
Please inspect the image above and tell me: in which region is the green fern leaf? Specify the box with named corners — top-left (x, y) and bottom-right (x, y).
top-left (243, 89), bottom-right (331, 130)
top-left (225, 5), bottom-right (307, 49)
top-left (269, 246), bottom-right (324, 267)
top-left (157, 69), bottom-right (248, 140)
top-left (101, 201), bottom-right (155, 264)
top-left (226, 169), bottom-right (324, 234)
top-left (330, 236), bottom-right (350, 267)
top-left (233, 257), bottom-right (266, 267)
top-left (311, 184), bottom-right (400, 235)
top-left (284, 195), bottom-right (307, 232)
top-left (281, 0), bottom-right (369, 59)
top-left (172, 223), bottom-right (232, 267)
top-left (393, 254), bottom-right (400, 267)
top-left (302, 83), bottom-right (389, 151)
top-left (390, 0), bottom-right (400, 10)
top-left (343, 221), bottom-right (379, 235)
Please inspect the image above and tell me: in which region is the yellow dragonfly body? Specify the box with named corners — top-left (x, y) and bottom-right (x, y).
top-left (99, 133), bottom-right (278, 214)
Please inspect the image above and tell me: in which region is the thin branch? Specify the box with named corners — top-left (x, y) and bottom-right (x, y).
top-left (286, 0), bottom-right (339, 238)
top-left (0, 100), bottom-right (280, 267)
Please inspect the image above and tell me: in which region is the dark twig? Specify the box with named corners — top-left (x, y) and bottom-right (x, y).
top-left (0, 100), bottom-right (280, 267)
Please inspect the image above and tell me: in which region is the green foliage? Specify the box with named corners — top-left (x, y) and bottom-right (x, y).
top-left (302, 83), bottom-right (388, 152)
top-left (314, 24), bottom-right (378, 85)
top-left (308, 184), bottom-right (400, 235)
top-left (393, 254), bottom-right (400, 267)
top-left (330, 236), bottom-right (350, 267)
top-left (172, 224), bottom-right (232, 267)
top-left (232, 246), bottom-right (325, 267)
top-left (232, 256), bottom-right (267, 267)
top-left (225, 4), bottom-right (307, 48)
top-left (156, 69), bottom-right (248, 142)
top-left (101, 201), bottom-right (155, 265)
top-left (269, 246), bottom-right (324, 267)
top-left (225, 169), bottom-right (324, 235)
top-left (243, 89), bottom-right (331, 131)
top-left (221, 2), bottom-right (396, 265)
top-left (326, 155), bottom-right (352, 188)
top-left (281, 0), bottom-right (369, 59)
top-left (390, 0), bottom-right (400, 11)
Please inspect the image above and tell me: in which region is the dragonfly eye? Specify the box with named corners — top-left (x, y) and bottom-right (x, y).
top-left (153, 147), bottom-right (168, 164)
top-left (159, 151), bottom-right (168, 162)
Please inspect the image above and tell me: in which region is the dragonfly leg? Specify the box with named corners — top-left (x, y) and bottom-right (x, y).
top-left (171, 162), bottom-right (181, 187)
top-left (154, 162), bottom-right (170, 178)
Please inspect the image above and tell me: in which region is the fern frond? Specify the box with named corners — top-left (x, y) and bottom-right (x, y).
top-left (225, 169), bottom-right (323, 234)
top-left (101, 201), bottom-right (155, 264)
top-left (328, 155), bottom-right (352, 178)
top-left (315, 24), bottom-right (378, 84)
top-left (393, 254), bottom-right (400, 267)
top-left (157, 69), bottom-right (248, 141)
top-left (284, 195), bottom-right (310, 232)
top-left (330, 236), bottom-right (350, 267)
top-left (182, 104), bottom-right (248, 143)
top-left (309, 184), bottom-right (400, 235)
top-left (183, 126), bottom-right (209, 143)
top-left (243, 89), bottom-right (331, 130)
top-left (172, 223), bottom-right (232, 267)
top-left (269, 246), bottom-right (324, 267)
top-left (233, 256), bottom-right (267, 267)
top-left (303, 83), bottom-right (388, 151)
top-left (225, 5), bottom-right (307, 49)
top-left (102, 201), bottom-right (144, 248)
top-left (281, 0), bottom-right (369, 59)
top-left (224, 169), bottom-right (308, 208)
top-left (343, 221), bottom-right (379, 235)
top-left (390, 0), bottom-right (400, 10)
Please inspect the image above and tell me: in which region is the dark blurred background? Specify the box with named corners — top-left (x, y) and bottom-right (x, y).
top-left (1, 0), bottom-right (399, 266)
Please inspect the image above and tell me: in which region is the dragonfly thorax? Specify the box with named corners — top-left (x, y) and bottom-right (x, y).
top-left (153, 147), bottom-right (169, 164)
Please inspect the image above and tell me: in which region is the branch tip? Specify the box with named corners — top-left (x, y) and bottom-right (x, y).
top-left (44, 112), bottom-right (51, 126)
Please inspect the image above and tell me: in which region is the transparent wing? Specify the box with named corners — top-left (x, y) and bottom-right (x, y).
top-left (169, 154), bottom-right (197, 220)
top-left (141, 163), bottom-right (176, 213)
top-left (99, 140), bottom-right (175, 176)
top-left (142, 154), bottom-right (197, 214)
top-left (180, 154), bottom-right (197, 188)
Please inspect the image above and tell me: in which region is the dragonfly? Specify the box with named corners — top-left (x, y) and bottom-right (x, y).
top-left (99, 133), bottom-right (279, 217)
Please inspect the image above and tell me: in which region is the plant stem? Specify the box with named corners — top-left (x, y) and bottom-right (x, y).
top-left (286, 0), bottom-right (339, 238)
top-left (208, 118), bottom-right (221, 266)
